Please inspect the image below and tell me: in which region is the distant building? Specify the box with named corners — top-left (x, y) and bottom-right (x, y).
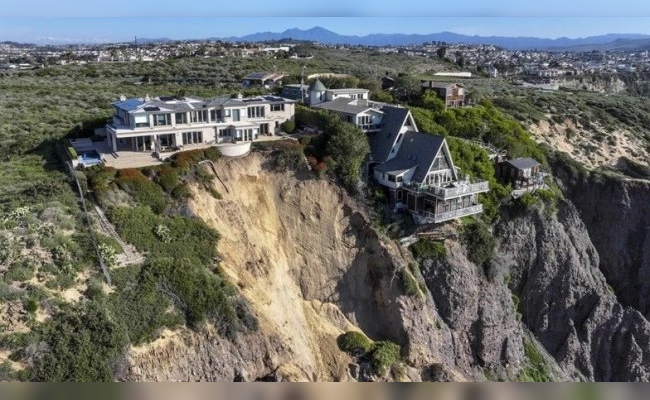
top-left (281, 84), bottom-right (309, 103)
top-left (496, 157), bottom-right (545, 192)
top-left (421, 81), bottom-right (466, 107)
top-left (381, 75), bottom-right (395, 91)
top-left (242, 72), bottom-right (286, 89)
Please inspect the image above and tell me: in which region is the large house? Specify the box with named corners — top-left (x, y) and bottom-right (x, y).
top-left (302, 80), bottom-right (384, 132)
top-left (420, 81), bottom-right (466, 107)
top-left (242, 72), bottom-right (286, 89)
top-left (368, 105), bottom-right (489, 224)
top-left (105, 94), bottom-right (295, 158)
top-left (496, 157), bottom-right (545, 193)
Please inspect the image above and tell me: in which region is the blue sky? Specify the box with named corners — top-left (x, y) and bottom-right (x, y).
top-left (2, 1), bottom-right (650, 42)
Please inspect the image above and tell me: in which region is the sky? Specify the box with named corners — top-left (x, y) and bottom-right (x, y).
top-left (3, 1), bottom-right (650, 43)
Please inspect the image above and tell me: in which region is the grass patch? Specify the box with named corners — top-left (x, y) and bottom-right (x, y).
top-left (461, 220), bottom-right (495, 266)
top-left (517, 339), bottom-right (552, 382)
top-left (337, 331), bottom-right (401, 376)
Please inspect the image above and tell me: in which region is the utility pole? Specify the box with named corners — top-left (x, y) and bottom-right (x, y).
top-left (301, 65), bottom-right (306, 104)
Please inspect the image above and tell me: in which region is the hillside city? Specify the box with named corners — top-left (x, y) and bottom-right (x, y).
top-left (1, 38), bottom-right (649, 80)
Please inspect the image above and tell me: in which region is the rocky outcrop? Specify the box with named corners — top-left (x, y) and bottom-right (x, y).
top-left (492, 201), bottom-right (650, 381)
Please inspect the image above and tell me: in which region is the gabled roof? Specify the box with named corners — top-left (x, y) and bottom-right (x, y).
top-left (375, 131), bottom-right (446, 183)
top-left (308, 79), bottom-right (327, 92)
top-left (369, 105), bottom-right (411, 163)
top-left (505, 157), bottom-right (540, 170)
top-left (312, 97), bottom-right (379, 115)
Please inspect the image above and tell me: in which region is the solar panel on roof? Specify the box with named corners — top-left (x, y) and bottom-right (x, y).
top-left (144, 106), bottom-right (160, 112)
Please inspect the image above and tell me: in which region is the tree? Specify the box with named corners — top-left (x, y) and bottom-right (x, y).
top-left (436, 46), bottom-right (447, 59)
top-left (393, 75), bottom-right (421, 104)
top-left (326, 122), bottom-right (370, 193)
top-left (421, 90), bottom-right (446, 114)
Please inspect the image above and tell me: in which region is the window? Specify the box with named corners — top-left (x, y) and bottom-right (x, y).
top-left (210, 109), bottom-right (223, 122)
top-left (396, 133), bottom-right (403, 143)
top-left (358, 115), bottom-right (371, 125)
top-left (224, 109), bottom-right (231, 117)
top-left (134, 114), bottom-right (149, 127)
top-left (271, 104), bottom-right (285, 112)
top-left (175, 112), bottom-right (187, 124)
top-left (247, 106), bottom-right (265, 119)
top-left (190, 110), bottom-right (208, 123)
top-left (182, 131), bottom-right (203, 145)
top-left (153, 113), bottom-right (171, 126)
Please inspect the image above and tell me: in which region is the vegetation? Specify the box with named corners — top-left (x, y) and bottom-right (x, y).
top-left (400, 268), bottom-right (420, 297)
top-left (461, 220), bottom-right (495, 266)
top-left (294, 106), bottom-right (370, 192)
top-left (337, 331), bottom-right (402, 376)
top-left (517, 339), bottom-right (553, 382)
top-left (337, 331), bottom-right (373, 356)
top-left (409, 239), bottom-right (447, 261)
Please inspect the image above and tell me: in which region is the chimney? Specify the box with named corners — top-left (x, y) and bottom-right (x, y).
top-left (237, 92), bottom-right (243, 99)
top-left (119, 95), bottom-right (126, 101)
top-left (144, 94), bottom-right (150, 102)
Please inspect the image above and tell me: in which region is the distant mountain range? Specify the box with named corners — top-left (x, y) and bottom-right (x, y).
top-left (222, 26), bottom-right (650, 51)
top-left (18, 26), bottom-right (650, 51)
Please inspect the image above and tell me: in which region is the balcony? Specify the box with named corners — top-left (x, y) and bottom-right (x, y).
top-left (424, 181), bottom-right (489, 200)
top-left (358, 124), bottom-right (383, 132)
top-left (416, 204), bottom-right (484, 224)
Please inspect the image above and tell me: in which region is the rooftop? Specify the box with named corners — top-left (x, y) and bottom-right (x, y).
top-left (312, 97), bottom-right (381, 115)
top-left (505, 157), bottom-right (541, 170)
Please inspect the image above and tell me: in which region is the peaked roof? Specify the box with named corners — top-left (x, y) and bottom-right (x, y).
top-left (374, 131), bottom-right (446, 183)
top-left (369, 105), bottom-right (411, 163)
top-left (506, 157), bottom-right (540, 170)
top-left (308, 79), bottom-right (327, 92)
top-left (421, 81), bottom-right (464, 89)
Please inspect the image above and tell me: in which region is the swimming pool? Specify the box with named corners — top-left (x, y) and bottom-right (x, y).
top-left (80, 150), bottom-right (102, 165)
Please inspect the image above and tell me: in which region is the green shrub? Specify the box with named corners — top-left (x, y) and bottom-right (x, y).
top-left (370, 341), bottom-right (401, 375)
top-left (337, 331), bottom-right (373, 356)
top-left (281, 119), bottom-right (296, 133)
top-left (461, 221), bottom-right (495, 266)
top-left (29, 302), bottom-right (129, 382)
top-left (409, 240), bottom-right (447, 260)
top-left (115, 171), bottom-right (166, 214)
top-left (155, 166), bottom-right (179, 193)
top-left (400, 268), bottom-right (419, 297)
top-left (24, 299), bottom-right (38, 313)
top-left (3, 260), bottom-right (36, 283)
top-left (172, 183), bottom-right (192, 200)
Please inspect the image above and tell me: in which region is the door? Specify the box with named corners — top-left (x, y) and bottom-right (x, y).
top-left (260, 123), bottom-right (269, 135)
top-left (232, 109), bottom-right (240, 122)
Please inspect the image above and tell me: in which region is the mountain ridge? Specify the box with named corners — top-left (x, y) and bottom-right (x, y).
top-left (222, 26), bottom-right (650, 50)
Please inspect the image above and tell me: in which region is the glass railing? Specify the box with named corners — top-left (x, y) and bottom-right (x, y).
top-left (417, 204), bottom-right (484, 223)
top-left (424, 181), bottom-right (489, 200)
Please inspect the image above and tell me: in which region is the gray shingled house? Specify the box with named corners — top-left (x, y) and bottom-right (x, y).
top-left (368, 105), bottom-right (489, 224)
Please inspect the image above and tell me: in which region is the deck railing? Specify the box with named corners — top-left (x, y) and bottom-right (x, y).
top-left (416, 204), bottom-right (484, 224)
top-left (423, 181), bottom-right (489, 200)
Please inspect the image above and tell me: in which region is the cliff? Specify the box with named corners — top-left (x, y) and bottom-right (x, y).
top-left (124, 151), bottom-right (650, 381)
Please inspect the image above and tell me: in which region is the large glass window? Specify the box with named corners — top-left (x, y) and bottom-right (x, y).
top-left (190, 110), bottom-right (208, 123)
top-left (175, 112), bottom-right (187, 124)
top-left (182, 131), bottom-right (203, 145)
top-left (134, 114), bottom-right (149, 127)
top-left (153, 113), bottom-right (171, 126)
top-left (270, 104), bottom-right (285, 112)
top-left (247, 106), bottom-right (265, 119)
top-left (210, 109), bottom-right (223, 122)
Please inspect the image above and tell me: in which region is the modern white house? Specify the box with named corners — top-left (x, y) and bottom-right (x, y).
top-left (105, 94), bottom-right (295, 158)
top-left (367, 105), bottom-right (489, 224)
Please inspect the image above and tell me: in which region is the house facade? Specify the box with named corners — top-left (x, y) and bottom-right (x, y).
top-left (421, 81), bottom-right (466, 107)
top-left (105, 94), bottom-right (295, 158)
top-left (368, 106), bottom-right (489, 224)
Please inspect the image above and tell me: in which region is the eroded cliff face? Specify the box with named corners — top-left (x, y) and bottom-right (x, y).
top-left (492, 201), bottom-right (650, 381)
top-left (125, 151), bottom-right (650, 381)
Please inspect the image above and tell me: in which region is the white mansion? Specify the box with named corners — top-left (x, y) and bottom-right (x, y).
top-left (105, 94), bottom-right (296, 157)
